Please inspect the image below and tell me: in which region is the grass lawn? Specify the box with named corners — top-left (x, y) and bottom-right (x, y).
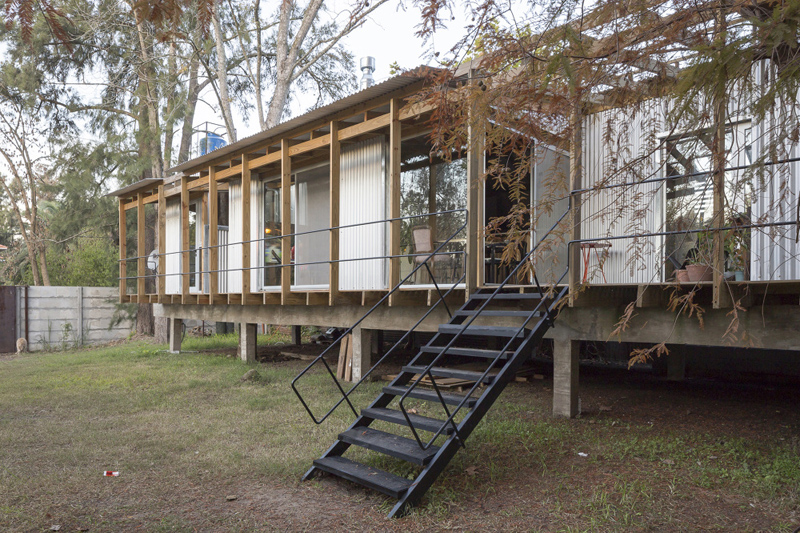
top-left (0, 334), bottom-right (798, 532)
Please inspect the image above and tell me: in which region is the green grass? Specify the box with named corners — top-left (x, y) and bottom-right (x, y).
top-left (0, 338), bottom-right (798, 531)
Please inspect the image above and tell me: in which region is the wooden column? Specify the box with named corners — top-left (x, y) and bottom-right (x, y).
top-left (157, 184), bottom-right (166, 300)
top-left (180, 176), bottom-right (190, 303)
top-left (209, 167), bottom-right (219, 305)
top-left (281, 139), bottom-right (292, 304)
top-left (119, 199), bottom-right (126, 303)
top-left (712, 14), bottom-right (730, 310)
top-left (428, 163), bottom-right (437, 237)
top-left (568, 103), bottom-right (583, 306)
top-left (200, 192), bottom-right (207, 293)
top-left (329, 121), bottom-right (341, 306)
top-left (466, 70), bottom-right (485, 295)
top-left (389, 98), bottom-right (402, 295)
top-left (241, 154), bottom-right (251, 304)
top-left (137, 192), bottom-right (146, 301)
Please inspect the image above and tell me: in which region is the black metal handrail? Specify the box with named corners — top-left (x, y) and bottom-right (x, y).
top-left (398, 208), bottom-right (572, 451)
top-left (117, 209), bottom-right (466, 287)
top-left (290, 211), bottom-right (469, 425)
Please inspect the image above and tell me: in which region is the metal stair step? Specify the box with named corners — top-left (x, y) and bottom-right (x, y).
top-left (471, 292), bottom-right (545, 300)
top-left (419, 345), bottom-right (513, 359)
top-left (454, 310), bottom-right (543, 317)
top-left (362, 407), bottom-right (455, 434)
top-left (313, 456), bottom-right (412, 498)
top-left (339, 427), bottom-right (440, 465)
top-left (438, 324), bottom-right (529, 338)
top-left (402, 365), bottom-right (496, 384)
top-left (383, 385), bottom-right (478, 408)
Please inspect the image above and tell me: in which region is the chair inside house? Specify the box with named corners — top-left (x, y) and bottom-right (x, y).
top-left (411, 225), bottom-right (456, 284)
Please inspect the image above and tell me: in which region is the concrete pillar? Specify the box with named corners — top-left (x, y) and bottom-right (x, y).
top-left (168, 318), bottom-right (182, 354)
top-left (667, 345), bottom-right (687, 381)
top-left (351, 326), bottom-right (374, 382)
top-left (239, 323), bottom-right (257, 363)
top-left (292, 325), bottom-right (302, 345)
top-left (553, 338), bottom-right (580, 418)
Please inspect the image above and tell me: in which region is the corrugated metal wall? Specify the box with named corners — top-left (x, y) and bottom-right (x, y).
top-left (751, 60), bottom-right (800, 281)
top-left (340, 137), bottom-right (389, 290)
top-left (249, 178), bottom-right (263, 290)
top-left (581, 100), bottom-right (667, 283)
top-left (227, 182), bottom-right (242, 292)
top-left (165, 199), bottom-right (181, 294)
top-left (217, 227), bottom-right (229, 293)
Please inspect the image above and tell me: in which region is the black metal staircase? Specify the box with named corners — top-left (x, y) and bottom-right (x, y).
top-left (292, 208), bottom-right (571, 518)
top-left (304, 282), bottom-right (566, 517)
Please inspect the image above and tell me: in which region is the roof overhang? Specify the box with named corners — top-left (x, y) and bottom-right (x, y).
top-left (107, 178), bottom-right (163, 199)
top-left (168, 67), bottom-right (439, 176)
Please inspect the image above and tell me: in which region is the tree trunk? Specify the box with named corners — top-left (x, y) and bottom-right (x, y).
top-left (178, 53), bottom-right (201, 163)
top-left (213, 0), bottom-right (236, 142)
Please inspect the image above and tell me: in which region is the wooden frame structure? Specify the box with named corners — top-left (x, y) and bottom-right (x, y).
top-left (112, 70), bottom-right (478, 311)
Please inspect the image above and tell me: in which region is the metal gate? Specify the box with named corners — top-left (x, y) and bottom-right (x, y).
top-left (0, 286), bottom-right (17, 353)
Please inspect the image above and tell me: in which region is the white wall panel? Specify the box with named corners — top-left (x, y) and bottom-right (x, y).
top-left (751, 60), bottom-right (800, 281)
top-left (227, 181), bottom-right (242, 292)
top-left (340, 137), bottom-right (388, 290)
top-left (581, 100), bottom-right (666, 284)
top-left (165, 199), bottom-right (181, 294)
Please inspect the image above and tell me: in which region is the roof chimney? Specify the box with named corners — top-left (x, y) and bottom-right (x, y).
top-left (360, 57), bottom-right (376, 90)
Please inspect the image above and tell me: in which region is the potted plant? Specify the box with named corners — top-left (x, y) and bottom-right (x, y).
top-left (724, 227), bottom-right (748, 281)
top-left (685, 230), bottom-right (714, 282)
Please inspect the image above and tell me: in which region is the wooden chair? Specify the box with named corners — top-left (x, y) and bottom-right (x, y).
top-left (411, 225), bottom-right (455, 283)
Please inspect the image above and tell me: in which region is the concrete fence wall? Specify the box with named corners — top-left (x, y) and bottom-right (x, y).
top-left (15, 286), bottom-right (134, 351)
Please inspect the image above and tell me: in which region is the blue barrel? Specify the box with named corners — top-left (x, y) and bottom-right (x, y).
top-left (199, 133), bottom-right (227, 155)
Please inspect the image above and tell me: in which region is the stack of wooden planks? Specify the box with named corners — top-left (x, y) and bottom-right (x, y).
top-left (336, 333), bottom-right (353, 381)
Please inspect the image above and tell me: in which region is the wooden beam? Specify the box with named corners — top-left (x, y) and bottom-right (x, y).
top-left (388, 99), bottom-right (402, 297)
top-left (281, 139), bottom-right (292, 304)
top-left (568, 101), bottom-right (583, 306)
top-left (181, 176), bottom-right (190, 303)
top-left (137, 192), bottom-right (146, 299)
top-left (216, 164), bottom-right (243, 181)
top-left (119, 199), bottom-right (126, 302)
top-left (157, 184), bottom-right (166, 298)
top-left (241, 153), bottom-right (251, 305)
top-left (200, 191), bottom-right (207, 293)
top-left (466, 69), bottom-right (484, 295)
top-left (209, 167), bottom-right (219, 305)
top-left (339, 114), bottom-right (391, 143)
top-left (329, 120), bottom-right (341, 306)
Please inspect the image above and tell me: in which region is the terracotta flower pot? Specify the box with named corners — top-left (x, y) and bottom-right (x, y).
top-left (686, 263), bottom-right (713, 282)
top-left (675, 269), bottom-right (689, 283)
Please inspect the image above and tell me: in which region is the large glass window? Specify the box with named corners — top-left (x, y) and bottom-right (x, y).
top-left (263, 182), bottom-right (284, 288)
top-left (664, 124), bottom-right (752, 278)
top-left (400, 156), bottom-right (467, 285)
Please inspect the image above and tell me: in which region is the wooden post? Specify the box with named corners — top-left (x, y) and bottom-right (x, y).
top-left (466, 69), bottom-right (485, 295)
top-left (329, 121), bottom-right (341, 306)
top-left (119, 199), bottom-right (126, 303)
top-left (428, 163), bottom-right (437, 238)
top-left (181, 175), bottom-right (190, 303)
top-left (137, 192), bottom-right (146, 300)
top-left (209, 167), bottom-right (219, 305)
top-left (241, 154), bottom-right (251, 304)
top-left (568, 103), bottom-right (583, 306)
top-left (712, 11), bottom-right (730, 310)
top-left (157, 184), bottom-right (166, 300)
top-left (281, 139), bottom-right (292, 304)
top-left (389, 98), bottom-right (402, 295)
top-left (200, 192), bottom-right (207, 293)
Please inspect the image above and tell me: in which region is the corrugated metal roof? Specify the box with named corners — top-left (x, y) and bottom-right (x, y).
top-left (107, 178), bottom-right (163, 198)
top-left (168, 67), bottom-right (438, 175)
